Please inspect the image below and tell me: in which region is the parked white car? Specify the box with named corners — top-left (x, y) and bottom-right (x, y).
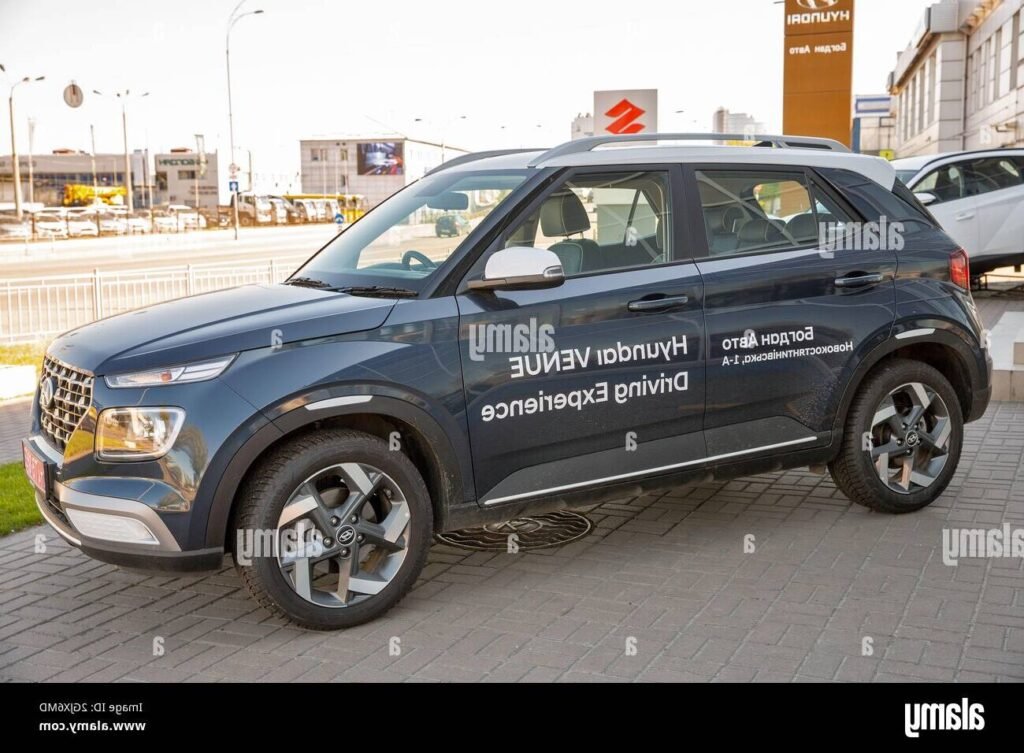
top-left (33, 210), bottom-right (69, 239)
top-left (65, 208), bottom-right (101, 238)
top-left (894, 149), bottom-right (1024, 275)
top-left (0, 214), bottom-right (31, 241)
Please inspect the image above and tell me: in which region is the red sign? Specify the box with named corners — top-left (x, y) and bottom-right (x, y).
top-left (603, 99), bottom-right (647, 135)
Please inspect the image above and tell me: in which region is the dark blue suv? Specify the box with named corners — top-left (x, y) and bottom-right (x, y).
top-left (23, 134), bottom-right (992, 628)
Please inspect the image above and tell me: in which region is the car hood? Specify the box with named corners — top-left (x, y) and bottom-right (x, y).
top-left (47, 283), bottom-right (397, 376)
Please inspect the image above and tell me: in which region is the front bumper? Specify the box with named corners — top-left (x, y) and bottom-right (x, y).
top-left (33, 480), bottom-right (224, 572)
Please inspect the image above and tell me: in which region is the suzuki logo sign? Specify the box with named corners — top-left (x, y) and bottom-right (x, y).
top-left (594, 89), bottom-right (658, 136)
top-left (604, 99), bottom-right (646, 135)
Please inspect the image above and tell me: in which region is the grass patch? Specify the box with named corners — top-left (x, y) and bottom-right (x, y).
top-left (0, 342), bottom-right (47, 378)
top-left (0, 461), bottom-right (40, 536)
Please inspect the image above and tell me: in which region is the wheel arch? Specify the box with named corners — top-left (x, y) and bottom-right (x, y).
top-left (830, 324), bottom-right (981, 443)
top-left (205, 393), bottom-right (473, 550)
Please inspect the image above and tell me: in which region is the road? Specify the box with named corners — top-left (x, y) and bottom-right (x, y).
top-left (0, 225), bottom-right (343, 278)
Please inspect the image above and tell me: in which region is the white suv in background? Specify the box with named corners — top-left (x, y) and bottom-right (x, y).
top-left (894, 149), bottom-right (1024, 276)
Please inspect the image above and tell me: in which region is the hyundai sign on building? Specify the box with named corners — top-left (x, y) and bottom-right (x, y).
top-left (783, 0), bottom-right (855, 146)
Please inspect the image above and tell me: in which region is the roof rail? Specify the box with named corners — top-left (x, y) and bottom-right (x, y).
top-left (425, 148), bottom-right (544, 176)
top-left (528, 132), bottom-right (850, 167)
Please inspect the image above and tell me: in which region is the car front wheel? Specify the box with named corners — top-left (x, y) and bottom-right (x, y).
top-left (829, 359), bottom-right (963, 513)
top-left (234, 429), bottom-right (432, 629)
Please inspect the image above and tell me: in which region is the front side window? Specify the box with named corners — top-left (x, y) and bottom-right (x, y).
top-left (499, 170), bottom-right (672, 277)
top-left (915, 164), bottom-right (967, 203)
top-left (963, 157), bottom-right (1023, 196)
top-left (695, 169), bottom-right (853, 257)
top-left (294, 169), bottom-right (529, 292)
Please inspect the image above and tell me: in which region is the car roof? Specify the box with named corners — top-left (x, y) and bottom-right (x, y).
top-left (892, 148), bottom-right (1024, 175)
top-left (457, 145), bottom-right (896, 189)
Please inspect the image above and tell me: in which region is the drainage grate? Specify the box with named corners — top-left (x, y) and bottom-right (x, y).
top-left (436, 510), bottom-right (593, 551)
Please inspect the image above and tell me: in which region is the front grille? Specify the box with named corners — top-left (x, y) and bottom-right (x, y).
top-left (39, 357), bottom-right (93, 452)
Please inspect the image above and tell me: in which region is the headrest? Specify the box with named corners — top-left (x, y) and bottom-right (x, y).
top-left (738, 218), bottom-right (786, 245)
top-left (541, 192), bottom-right (591, 237)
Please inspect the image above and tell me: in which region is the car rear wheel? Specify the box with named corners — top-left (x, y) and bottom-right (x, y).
top-left (234, 429), bottom-right (432, 629)
top-left (829, 359), bottom-right (963, 513)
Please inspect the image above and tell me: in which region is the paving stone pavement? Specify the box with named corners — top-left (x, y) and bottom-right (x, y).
top-left (0, 399), bottom-right (32, 465)
top-left (1, 402), bottom-right (1023, 682)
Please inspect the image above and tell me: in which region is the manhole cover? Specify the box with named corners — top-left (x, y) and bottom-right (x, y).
top-left (436, 510), bottom-right (593, 551)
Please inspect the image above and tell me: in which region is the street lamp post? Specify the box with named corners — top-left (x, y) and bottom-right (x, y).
top-left (93, 88), bottom-right (148, 213)
top-left (2, 66), bottom-right (46, 221)
top-left (226, 2), bottom-right (264, 240)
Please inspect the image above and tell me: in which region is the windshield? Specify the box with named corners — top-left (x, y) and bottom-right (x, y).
top-left (894, 169), bottom-right (919, 186)
top-left (293, 168), bottom-right (530, 291)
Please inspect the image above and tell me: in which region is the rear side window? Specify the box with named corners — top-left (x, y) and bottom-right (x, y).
top-left (818, 167), bottom-right (936, 227)
top-left (694, 169), bottom-right (854, 258)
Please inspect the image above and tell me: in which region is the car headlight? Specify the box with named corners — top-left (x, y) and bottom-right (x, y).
top-left (104, 355), bottom-right (235, 389)
top-left (95, 407), bottom-right (185, 461)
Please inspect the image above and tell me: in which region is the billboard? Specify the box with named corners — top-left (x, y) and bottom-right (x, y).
top-left (594, 90), bottom-right (658, 136)
top-left (356, 142), bottom-right (405, 176)
top-left (782, 0), bottom-right (855, 146)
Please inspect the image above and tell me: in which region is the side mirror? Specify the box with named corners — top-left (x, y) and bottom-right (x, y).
top-left (914, 191), bottom-right (938, 206)
top-left (468, 246), bottom-right (565, 291)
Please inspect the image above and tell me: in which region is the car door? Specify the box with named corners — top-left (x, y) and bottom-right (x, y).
top-left (456, 166), bottom-right (706, 507)
top-left (911, 160), bottom-right (979, 255)
top-left (962, 155), bottom-right (1024, 264)
top-left (686, 164), bottom-right (897, 456)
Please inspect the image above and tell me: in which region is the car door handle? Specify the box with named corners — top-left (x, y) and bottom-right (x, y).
top-left (955, 212), bottom-right (976, 221)
top-left (627, 295), bottom-right (689, 312)
top-left (834, 273), bottom-right (885, 288)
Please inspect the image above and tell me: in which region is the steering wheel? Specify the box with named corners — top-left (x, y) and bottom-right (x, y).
top-left (402, 250), bottom-right (436, 270)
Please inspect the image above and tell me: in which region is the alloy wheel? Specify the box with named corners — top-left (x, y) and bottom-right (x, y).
top-left (867, 381), bottom-right (953, 494)
top-left (275, 462), bottom-right (411, 608)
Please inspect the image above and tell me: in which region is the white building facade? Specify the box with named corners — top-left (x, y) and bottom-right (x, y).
top-left (888, 0), bottom-right (1024, 157)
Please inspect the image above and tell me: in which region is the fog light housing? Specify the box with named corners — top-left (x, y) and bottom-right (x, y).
top-left (95, 407), bottom-right (185, 461)
top-left (65, 508), bottom-right (159, 545)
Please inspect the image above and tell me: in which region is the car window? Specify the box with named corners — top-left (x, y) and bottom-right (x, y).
top-left (695, 169), bottom-right (854, 257)
top-left (963, 157), bottom-right (1023, 196)
top-left (914, 164), bottom-right (967, 204)
top-left (501, 170), bottom-right (672, 277)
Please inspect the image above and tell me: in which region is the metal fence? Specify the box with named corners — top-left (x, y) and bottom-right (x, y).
top-left (1, 254), bottom-right (310, 344)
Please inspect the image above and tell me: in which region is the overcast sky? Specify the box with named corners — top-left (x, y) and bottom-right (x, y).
top-left (1, 0), bottom-right (932, 187)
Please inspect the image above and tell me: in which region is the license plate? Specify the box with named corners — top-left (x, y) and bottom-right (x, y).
top-left (22, 441), bottom-right (47, 494)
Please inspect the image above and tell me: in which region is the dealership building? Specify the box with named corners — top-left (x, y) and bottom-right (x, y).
top-left (888, 0), bottom-right (1024, 156)
top-left (299, 136), bottom-right (468, 209)
top-left (0, 148), bottom-right (219, 209)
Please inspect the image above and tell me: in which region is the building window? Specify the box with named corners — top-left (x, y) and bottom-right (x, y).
top-left (178, 170), bottom-right (196, 180)
top-left (1000, 20), bottom-right (1014, 96)
top-left (311, 148), bottom-right (326, 162)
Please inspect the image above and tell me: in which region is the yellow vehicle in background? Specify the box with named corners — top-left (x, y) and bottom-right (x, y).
top-left (62, 183), bottom-right (128, 207)
top-left (283, 193), bottom-right (366, 223)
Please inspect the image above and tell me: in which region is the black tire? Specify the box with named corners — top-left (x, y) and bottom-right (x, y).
top-left (233, 429), bottom-right (432, 629)
top-left (829, 359), bottom-right (963, 514)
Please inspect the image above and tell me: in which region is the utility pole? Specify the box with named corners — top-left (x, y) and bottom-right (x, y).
top-left (26, 117), bottom-right (35, 206)
top-left (3, 69), bottom-right (45, 221)
top-left (226, 2), bottom-right (264, 240)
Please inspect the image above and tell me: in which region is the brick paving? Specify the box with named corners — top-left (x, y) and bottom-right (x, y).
top-left (1, 401), bottom-right (1022, 682)
top-left (0, 399), bottom-right (32, 465)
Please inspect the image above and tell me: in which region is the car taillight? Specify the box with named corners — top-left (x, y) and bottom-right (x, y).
top-left (949, 249), bottom-right (970, 291)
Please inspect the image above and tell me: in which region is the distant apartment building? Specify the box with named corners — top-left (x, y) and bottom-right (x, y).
top-left (852, 95), bottom-right (897, 156)
top-left (888, 0), bottom-right (1023, 157)
top-left (299, 136), bottom-right (468, 210)
top-left (712, 108), bottom-right (766, 137)
top-left (571, 113), bottom-right (595, 140)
